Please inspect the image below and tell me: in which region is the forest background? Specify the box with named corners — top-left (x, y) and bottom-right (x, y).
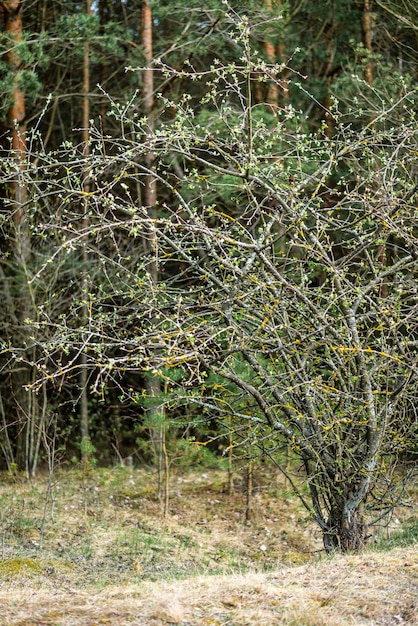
top-left (0, 0), bottom-right (417, 553)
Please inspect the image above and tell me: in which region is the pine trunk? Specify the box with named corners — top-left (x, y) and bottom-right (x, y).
top-left (362, 0), bottom-right (373, 87)
top-left (3, 0), bottom-right (40, 476)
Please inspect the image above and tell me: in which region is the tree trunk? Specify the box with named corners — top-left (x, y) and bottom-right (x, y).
top-left (3, 0), bottom-right (27, 217)
top-left (362, 0), bottom-right (373, 87)
top-left (308, 461), bottom-right (371, 554)
top-left (262, 0), bottom-right (288, 107)
top-left (2, 0), bottom-right (41, 476)
top-left (244, 461), bottom-right (253, 522)
top-left (80, 0), bottom-right (91, 453)
top-left (141, 0), bottom-right (156, 219)
top-left (361, 2), bottom-right (389, 297)
top-left (141, 0), bottom-right (164, 478)
top-left (263, 40), bottom-right (279, 107)
top-left (324, 504), bottom-right (368, 553)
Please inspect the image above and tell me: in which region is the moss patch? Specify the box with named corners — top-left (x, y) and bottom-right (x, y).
top-left (0, 558), bottom-right (43, 576)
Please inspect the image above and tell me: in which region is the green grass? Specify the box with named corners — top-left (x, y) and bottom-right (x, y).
top-left (374, 515), bottom-right (418, 551)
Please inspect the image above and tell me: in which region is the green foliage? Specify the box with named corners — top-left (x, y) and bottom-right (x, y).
top-left (56, 13), bottom-right (100, 41)
top-left (79, 437), bottom-right (97, 472)
top-left (174, 437), bottom-right (226, 469)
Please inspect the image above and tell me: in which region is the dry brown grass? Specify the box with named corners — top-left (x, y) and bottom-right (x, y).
top-left (0, 466), bottom-right (416, 625)
top-left (0, 546), bottom-right (416, 625)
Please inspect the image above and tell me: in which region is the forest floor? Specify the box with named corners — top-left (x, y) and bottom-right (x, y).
top-left (0, 465), bottom-right (416, 625)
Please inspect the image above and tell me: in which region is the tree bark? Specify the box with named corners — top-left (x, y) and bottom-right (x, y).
top-left (80, 0), bottom-right (91, 451)
top-left (141, 0), bottom-right (165, 481)
top-left (2, 0), bottom-right (39, 476)
top-left (324, 504), bottom-right (368, 553)
top-left (141, 0), bottom-right (156, 220)
top-left (244, 461), bottom-right (253, 522)
top-left (3, 0), bottom-right (27, 218)
top-left (362, 1), bottom-right (389, 297)
top-left (262, 0), bottom-right (287, 107)
top-left (362, 0), bottom-right (374, 87)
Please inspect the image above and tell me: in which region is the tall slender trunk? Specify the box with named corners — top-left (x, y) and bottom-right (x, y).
top-left (227, 424), bottom-right (234, 495)
top-left (98, 0), bottom-right (108, 128)
top-left (141, 0), bottom-right (156, 220)
top-left (3, 0), bottom-right (27, 219)
top-left (362, 2), bottom-right (388, 296)
top-left (161, 382), bottom-right (170, 517)
top-left (2, 1), bottom-right (40, 476)
top-left (80, 0), bottom-right (91, 451)
top-left (244, 461), bottom-right (253, 522)
top-left (141, 0), bottom-right (164, 482)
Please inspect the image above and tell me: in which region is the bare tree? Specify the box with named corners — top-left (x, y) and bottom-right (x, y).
top-left (17, 9), bottom-right (418, 548)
